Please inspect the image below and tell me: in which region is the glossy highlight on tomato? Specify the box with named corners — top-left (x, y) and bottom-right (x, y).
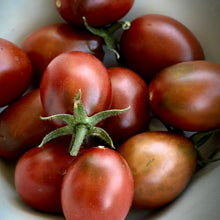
top-left (120, 14), bottom-right (205, 82)
top-left (0, 38), bottom-right (32, 107)
top-left (61, 146), bottom-right (134, 220)
top-left (15, 138), bottom-right (88, 213)
top-left (118, 131), bottom-right (197, 209)
top-left (149, 60), bottom-right (220, 131)
top-left (40, 51), bottom-right (112, 127)
top-left (55, 0), bottom-right (135, 27)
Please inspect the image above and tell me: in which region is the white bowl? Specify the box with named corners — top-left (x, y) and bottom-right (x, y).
top-left (0, 0), bottom-right (220, 220)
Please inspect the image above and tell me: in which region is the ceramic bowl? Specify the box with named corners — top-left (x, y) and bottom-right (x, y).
top-left (0, 0), bottom-right (220, 219)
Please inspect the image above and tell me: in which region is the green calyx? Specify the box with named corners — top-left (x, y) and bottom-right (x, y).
top-left (39, 90), bottom-right (130, 156)
top-left (82, 16), bottom-right (131, 59)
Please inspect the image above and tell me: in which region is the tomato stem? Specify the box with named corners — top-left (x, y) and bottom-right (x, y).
top-left (69, 125), bottom-right (88, 156)
top-left (83, 16), bottom-right (131, 59)
top-left (39, 90), bottom-right (130, 156)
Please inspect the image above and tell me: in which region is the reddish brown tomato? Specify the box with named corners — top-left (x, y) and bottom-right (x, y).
top-left (40, 51), bottom-right (112, 127)
top-left (0, 89), bottom-right (54, 160)
top-left (0, 38), bottom-right (32, 107)
top-left (61, 146), bottom-right (134, 220)
top-left (120, 14), bottom-right (205, 82)
top-left (118, 131), bottom-right (197, 209)
top-left (55, 0), bottom-right (134, 27)
top-left (21, 23), bottom-right (104, 78)
top-left (101, 67), bottom-right (150, 146)
top-left (149, 61), bottom-right (220, 131)
top-left (15, 138), bottom-right (88, 213)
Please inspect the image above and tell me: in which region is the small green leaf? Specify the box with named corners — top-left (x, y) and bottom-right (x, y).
top-left (89, 127), bottom-right (115, 149)
top-left (40, 114), bottom-right (74, 126)
top-left (39, 126), bottom-right (73, 147)
top-left (89, 106), bottom-right (130, 126)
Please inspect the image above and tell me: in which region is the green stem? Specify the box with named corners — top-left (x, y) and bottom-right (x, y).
top-left (69, 125), bottom-right (88, 156)
top-left (83, 16), bottom-right (131, 59)
top-left (107, 21), bottom-right (130, 34)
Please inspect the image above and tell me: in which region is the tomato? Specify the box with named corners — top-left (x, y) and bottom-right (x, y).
top-left (61, 146), bottom-right (134, 220)
top-left (0, 89), bottom-right (54, 160)
top-left (21, 23), bottom-right (104, 79)
top-left (101, 67), bottom-right (150, 146)
top-left (40, 51), bottom-right (112, 127)
top-left (149, 60), bottom-right (220, 131)
top-left (119, 14), bottom-right (205, 82)
top-left (118, 131), bottom-right (197, 209)
top-left (14, 138), bottom-right (88, 213)
top-left (55, 0), bottom-right (134, 27)
top-left (0, 38), bottom-right (32, 107)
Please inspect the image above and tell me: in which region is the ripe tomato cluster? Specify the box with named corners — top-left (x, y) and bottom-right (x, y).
top-left (0, 1), bottom-right (220, 220)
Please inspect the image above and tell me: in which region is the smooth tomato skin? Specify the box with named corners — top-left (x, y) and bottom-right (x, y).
top-left (40, 51), bottom-right (112, 127)
top-left (55, 0), bottom-right (134, 27)
top-left (15, 138), bottom-right (87, 213)
top-left (22, 23), bottom-right (104, 78)
top-left (149, 60), bottom-right (220, 131)
top-left (0, 89), bottom-right (54, 160)
top-left (120, 14), bottom-right (204, 82)
top-left (101, 67), bottom-right (151, 146)
top-left (118, 131), bottom-right (197, 209)
top-left (0, 38), bottom-right (33, 107)
top-left (61, 146), bottom-right (134, 220)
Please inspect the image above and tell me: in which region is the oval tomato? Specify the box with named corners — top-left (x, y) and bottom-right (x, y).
top-left (0, 38), bottom-right (32, 107)
top-left (40, 51), bottom-right (112, 127)
top-left (22, 23), bottom-right (104, 79)
top-left (149, 60), bottom-right (220, 131)
top-left (120, 14), bottom-right (205, 82)
top-left (15, 138), bottom-right (88, 213)
top-left (101, 67), bottom-right (151, 146)
top-left (61, 146), bottom-right (134, 220)
top-left (118, 131), bottom-right (197, 209)
top-left (0, 89), bottom-right (54, 160)
top-left (55, 0), bottom-right (134, 27)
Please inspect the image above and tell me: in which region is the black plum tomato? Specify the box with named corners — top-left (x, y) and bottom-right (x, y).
top-left (120, 14), bottom-right (205, 82)
top-left (15, 138), bottom-right (88, 213)
top-left (118, 131), bottom-right (197, 209)
top-left (22, 23), bottom-right (104, 78)
top-left (40, 51), bottom-right (112, 127)
top-left (0, 89), bottom-right (54, 160)
top-left (55, 0), bottom-right (135, 27)
top-left (149, 60), bottom-right (220, 131)
top-left (101, 67), bottom-right (150, 146)
top-left (61, 146), bottom-right (134, 220)
top-left (0, 38), bottom-right (32, 107)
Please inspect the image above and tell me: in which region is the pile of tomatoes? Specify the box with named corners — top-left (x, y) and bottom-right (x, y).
top-left (0, 1), bottom-right (220, 220)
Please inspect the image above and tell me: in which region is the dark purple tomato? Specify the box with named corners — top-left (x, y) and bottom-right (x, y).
top-left (61, 146), bottom-right (134, 220)
top-left (0, 89), bottom-right (54, 160)
top-left (149, 60), bottom-right (220, 131)
top-left (55, 0), bottom-right (135, 27)
top-left (15, 138), bottom-right (88, 213)
top-left (22, 23), bottom-right (104, 78)
top-left (120, 14), bottom-right (205, 82)
top-left (0, 38), bottom-right (32, 107)
top-left (101, 67), bottom-right (150, 146)
top-left (118, 131), bottom-right (197, 209)
top-left (40, 51), bottom-right (112, 127)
